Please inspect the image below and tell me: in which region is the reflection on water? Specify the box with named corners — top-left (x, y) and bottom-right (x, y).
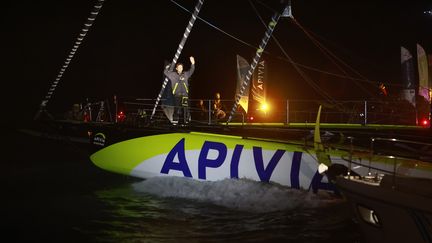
top-left (133, 177), bottom-right (341, 212)
top-left (88, 177), bottom-right (361, 242)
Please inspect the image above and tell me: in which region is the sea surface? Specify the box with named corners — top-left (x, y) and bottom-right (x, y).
top-left (2, 129), bottom-right (363, 242)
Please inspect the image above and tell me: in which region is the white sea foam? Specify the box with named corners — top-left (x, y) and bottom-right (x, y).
top-left (132, 176), bottom-right (340, 213)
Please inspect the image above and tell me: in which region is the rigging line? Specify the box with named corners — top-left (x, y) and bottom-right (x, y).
top-left (279, 42), bottom-right (345, 110)
top-left (170, 0), bottom-right (257, 50)
top-left (306, 27), bottom-right (381, 73)
top-left (169, 0), bottom-right (375, 86)
top-left (34, 0), bottom-right (106, 120)
top-left (253, 1), bottom-right (363, 78)
top-left (249, 0), bottom-right (331, 106)
top-left (301, 23), bottom-right (374, 82)
top-left (283, 60), bottom-right (380, 84)
top-left (301, 30), bottom-right (376, 98)
top-left (293, 19), bottom-right (376, 97)
top-left (248, 1), bottom-right (331, 103)
top-left (270, 48), bottom-right (399, 86)
top-left (253, 0), bottom-right (387, 91)
top-left (297, 23), bottom-right (353, 77)
top-left (248, 0), bottom-right (345, 111)
top-left (249, 0), bottom-right (373, 100)
top-left (256, 0), bottom-right (374, 97)
top-left (271, 46), bottom-right (405, 87)
top-left (256, 0), bottom-right (377, 97)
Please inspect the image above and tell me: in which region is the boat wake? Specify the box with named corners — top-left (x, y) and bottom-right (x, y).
top-left (132, 176), bottom-right (342, 213)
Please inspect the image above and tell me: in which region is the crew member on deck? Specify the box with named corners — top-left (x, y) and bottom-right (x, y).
top-left (164, 56), bottom-right (195, 124)
top-left (197, 99), bottom-right (208, 121)
top-left (213, 92), bottom-right (226, 120)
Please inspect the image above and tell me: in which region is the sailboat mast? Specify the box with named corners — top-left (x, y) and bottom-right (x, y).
top-left (150, 0), bottom-right (205, 120)
top-left (34, 0), bottom-right (106, 120)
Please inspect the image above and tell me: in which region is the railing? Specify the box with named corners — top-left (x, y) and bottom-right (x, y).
top-left (120, 98), bottom-right (245, 125)
top-left (370, 137), bottom-right (432, 163)
top-left (345, 137), bottom-right (432, 186)
top-left (57, 97), bottom-right (426, 127)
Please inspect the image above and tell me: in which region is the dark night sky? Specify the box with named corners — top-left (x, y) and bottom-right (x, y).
top-left (2, 0), bottom-right (432, 122)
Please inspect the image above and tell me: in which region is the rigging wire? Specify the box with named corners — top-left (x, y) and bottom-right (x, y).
top-left (170, 0), bottom-right (257, 50)
top-left (253, 0), bottom-right (375, 97)
top-left (292, 19), bottom-right (376, 97)
top-left (303, 30), bottom-right (407, 88)
top-left (253, 0), bottom-right (405, 89)
top-left (248, 0), bottom-right (346, 111)
top-left (169, 0), bottom-right (380, 87)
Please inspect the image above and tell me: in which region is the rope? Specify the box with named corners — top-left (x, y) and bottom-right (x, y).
top-left (292, 19), bottom-right (376, 97)
top-left (35, 0), bottom-right (106, 119)
top-left (150, 0), bottom-right (205, 120)
top-left (249, 0), bottom-right (350, 113)
top-left (169, 0), bottom-right (382, 88)
top-left (170, 0), bottom-right (257, 50)
top-left (253, 0), bottom-right (403, 89)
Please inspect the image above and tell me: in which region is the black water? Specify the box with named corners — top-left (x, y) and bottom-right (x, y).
top-left (2, 129), bottom-right (363, 242)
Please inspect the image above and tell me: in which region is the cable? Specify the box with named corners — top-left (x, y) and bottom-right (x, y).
top-left (169, 0), bottom-right (379, 87)
top-left (292, 19), bottom-right (376, 97)
top-left (170, 0), bottom-right (257, 50)
top-left (248, 0), bottom-right (346, 111)
top-left (255, 0), bottom-right (375, 97)
top-left (253, 1), bottom-right (403, 89)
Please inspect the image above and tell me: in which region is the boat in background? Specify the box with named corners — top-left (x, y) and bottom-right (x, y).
top-left (334, 138), bottom-right (432, 242)
top-left (336, 175), bottom-right (432, 243)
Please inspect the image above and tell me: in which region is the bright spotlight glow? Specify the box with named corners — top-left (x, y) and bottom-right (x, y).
top-left (260, 103), bottom-right (269, 112)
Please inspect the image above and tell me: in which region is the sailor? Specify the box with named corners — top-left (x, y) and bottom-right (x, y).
top-left (197, 99), bottom-right (208, 121)
top-left (164, 56), bottom-right (195, 124)
top-left (213, 92), bottom-right (226, 120)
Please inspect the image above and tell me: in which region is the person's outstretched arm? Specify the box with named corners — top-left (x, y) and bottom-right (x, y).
top-left (186, 56), bottom-right (195, 76)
